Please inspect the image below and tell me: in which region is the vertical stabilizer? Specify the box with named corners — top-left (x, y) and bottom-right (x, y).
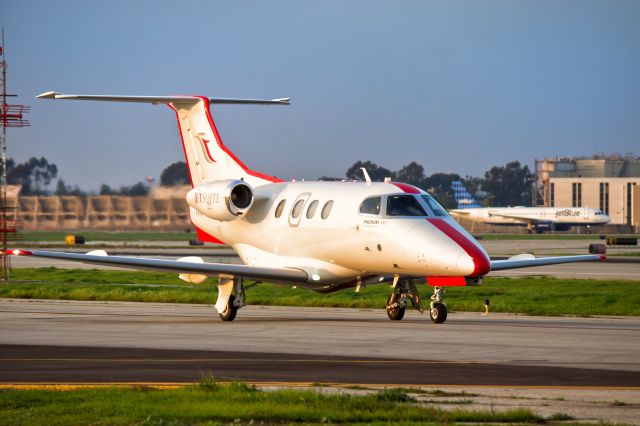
top-left (168, 97), bottom-right (284, 188)
top-left (452, 181), bottom-right (482, 209)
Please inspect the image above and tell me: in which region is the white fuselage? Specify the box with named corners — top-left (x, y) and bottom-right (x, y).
top-left (188, 181), bottom-right (490, 290)
top-left (450, 207), bottom-right (610, 227)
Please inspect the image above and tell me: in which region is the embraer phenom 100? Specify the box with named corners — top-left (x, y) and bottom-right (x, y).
top-left (17, 91), bottom-right (604, 324)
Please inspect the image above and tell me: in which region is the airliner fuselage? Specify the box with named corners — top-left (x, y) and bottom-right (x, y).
top-left (450, 206), bottom-right (610, 231)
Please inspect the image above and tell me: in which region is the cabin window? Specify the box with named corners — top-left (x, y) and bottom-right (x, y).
top-left (274, 200), bottom-right (286, 218)
top-left (306, 200), bottom-right (319, 219)
top-left (359, 196), bottom-right (381, 215)
top-left (291, 199), bottom-right (305, 219)
top-left (321, 200), bottom-right (334, 219)
top-left (421, 195), bottom-right (448, 217)
top-left (387, 195), bottom-right (427, 217)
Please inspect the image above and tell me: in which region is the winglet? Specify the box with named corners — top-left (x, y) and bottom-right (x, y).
top-left (35, 91), bottom-right (60, 99)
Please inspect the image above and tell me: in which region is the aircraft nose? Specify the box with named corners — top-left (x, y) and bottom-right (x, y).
top-left (425, 218), bottom-right (491, 277)
top-left (457, 253), bottom-right (476, 275)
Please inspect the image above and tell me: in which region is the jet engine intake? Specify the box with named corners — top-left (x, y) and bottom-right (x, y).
top-left (186, 180), bottom-right (254, 221)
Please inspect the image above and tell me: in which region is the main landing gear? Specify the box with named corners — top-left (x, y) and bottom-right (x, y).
top-left (219, 294), bottom-right (239, 321)
top-left (385, 278), bottom-right (447, 324)
top-left (216, 276), bottom-right (258, 321)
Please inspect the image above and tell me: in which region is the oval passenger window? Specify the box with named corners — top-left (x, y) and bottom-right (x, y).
top-left (306, 200), bottom-right (319, 219)
top-left (274, 200), bottom-right (286, 218)
top-left (321, 200), bottom-right (334, 219)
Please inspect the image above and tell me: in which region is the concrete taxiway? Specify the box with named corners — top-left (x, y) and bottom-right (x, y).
top-left (1, 299), bottom-right (639, 386)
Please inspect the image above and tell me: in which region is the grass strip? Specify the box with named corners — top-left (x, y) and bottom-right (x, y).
top-left (475, 233), bottom-right (621, 240)
top-left (0, 380), bottom-right (541, 425)
top-left (2, 268), bottom-right (640, 316)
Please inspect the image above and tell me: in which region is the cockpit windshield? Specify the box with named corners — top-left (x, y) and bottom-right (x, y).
top-left (387, 195), bottom-right (428, 216)
top-left (421, 195), bottom-right (448, 217)
top-left (595, 210), bottom-right (606, 216)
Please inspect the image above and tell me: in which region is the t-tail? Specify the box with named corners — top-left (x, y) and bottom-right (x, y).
top-left (451, 180), bottom-right (482, 209)
top-left (35, 92), bottom-right (290, 188)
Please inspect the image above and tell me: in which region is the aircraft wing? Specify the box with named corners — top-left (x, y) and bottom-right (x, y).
top-left (490, 254), bottom-right (605, 271)
top-left (9, 250), bottom-right (309, 284)
top-left (487, 212), bottom-right (538, 224)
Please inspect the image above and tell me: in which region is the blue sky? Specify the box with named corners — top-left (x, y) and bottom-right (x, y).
top-left (2, 0), bottom-right (639, 190)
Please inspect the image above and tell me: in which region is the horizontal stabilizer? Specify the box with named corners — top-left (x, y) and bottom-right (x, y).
top-left (36, 91), bottom-right (290, 105)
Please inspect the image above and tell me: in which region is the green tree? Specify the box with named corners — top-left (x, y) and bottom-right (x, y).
top-left (7, 157), bottom-right (58, 194)
top-left (424, 173), bottom-right (461, 210)
top-left (55, 179), bottom-right (86, 196)
top-left (395, 161), bottom-right (426, 188)
top-left (119, 182), bottom-right (150, 196)
top-left (160, 161), bottom-right (190, 186)
top-left (483, 161), bottom-right (532, 206)
top-left (99, 182), bottom-right (149, 196)
top-left (99, 184), bottom-right (113, 195)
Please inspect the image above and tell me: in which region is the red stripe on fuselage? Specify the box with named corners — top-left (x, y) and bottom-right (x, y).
top-left (426, 218), bottom-right (491, 277)
top-left (390, 182), bottom-right (421, 194)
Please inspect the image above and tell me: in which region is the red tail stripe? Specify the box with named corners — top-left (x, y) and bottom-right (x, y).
top-left (426, 218), bottom-right (491, 277)
top-left (196, 96), bottom-right (284, 183)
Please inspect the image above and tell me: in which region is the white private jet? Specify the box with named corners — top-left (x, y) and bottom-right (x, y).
top-left (450, 207), bottom-right (610, 233)
top-left (13, 91), bottom-right (604, 324)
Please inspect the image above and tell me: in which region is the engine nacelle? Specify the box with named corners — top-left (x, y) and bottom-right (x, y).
top-left (186, 180), bottom-right (253, 221)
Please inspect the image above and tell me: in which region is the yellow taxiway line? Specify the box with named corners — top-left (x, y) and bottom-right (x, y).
top-left (1, 382), bottom-right (639, 391)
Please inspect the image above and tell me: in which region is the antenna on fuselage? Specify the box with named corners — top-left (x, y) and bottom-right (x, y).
top-left (360, 168), bottom-right (372, 183)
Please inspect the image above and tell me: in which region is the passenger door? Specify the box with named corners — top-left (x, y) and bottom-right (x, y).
top-left (288, 193), bottom-right (310, 227)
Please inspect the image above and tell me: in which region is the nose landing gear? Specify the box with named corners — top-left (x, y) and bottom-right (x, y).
top-left (429, 286), bottom-right (447, 324)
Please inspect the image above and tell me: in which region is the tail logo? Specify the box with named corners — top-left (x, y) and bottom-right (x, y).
top-left (201, 139), bottom-right (217, 163)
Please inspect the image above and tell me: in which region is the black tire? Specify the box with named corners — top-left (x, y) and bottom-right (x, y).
top-left (219, 294), bottom-right (238, 322)
top-left (429, 303), bottom-right (447, 324)
top-left (386, 294), bottom-right (405, 321)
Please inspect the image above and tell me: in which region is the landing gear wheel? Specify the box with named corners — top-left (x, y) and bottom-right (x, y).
top-left (386, 294), bottom-right (405, 321)
top-left (429, 303), bottom-right (447, 324)
top-left (219, 294), bottom-right (238, 322)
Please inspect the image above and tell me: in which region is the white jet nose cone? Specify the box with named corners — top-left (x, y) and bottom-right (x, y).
top-left (456, 254), bottom-right (475, 276)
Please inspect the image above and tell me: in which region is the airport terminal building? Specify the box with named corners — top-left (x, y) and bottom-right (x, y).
top-left (535, 156), bottom-right (640, 229)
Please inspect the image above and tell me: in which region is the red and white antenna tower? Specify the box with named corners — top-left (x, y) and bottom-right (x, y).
top-left (1, 28), bottom-right (30, 280)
